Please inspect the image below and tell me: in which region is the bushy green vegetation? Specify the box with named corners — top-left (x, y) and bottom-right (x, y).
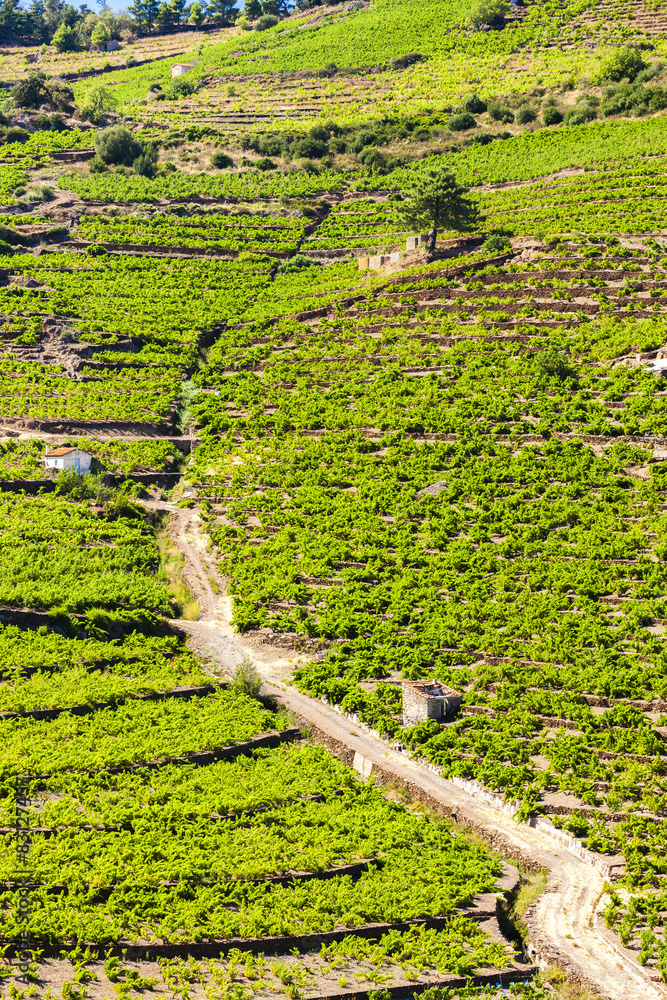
top-left (0, 739), bottom-right (508, 968)
top-left (6, 0), bottom-right (667, 992)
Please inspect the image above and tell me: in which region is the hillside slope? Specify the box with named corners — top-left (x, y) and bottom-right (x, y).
top-left (0, 1), bottom-right (667, 997)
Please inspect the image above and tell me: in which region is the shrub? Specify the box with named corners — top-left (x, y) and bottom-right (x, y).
top-left (542, 105), bottom-right (563, 126)
top-left (600, 81), bottom-right (667, 117)
top-left (255, 157), bottom-right (277, 170)
top-left (78, 84), bottom-right (117, 124)
top-left (536, 347), bottom-right (574, 380)
top-left (255, 13), bottom-right (278, 29)
top-left (133, 145), bottom-right (158, 178)
top-left (55, 469), bottom-right (85, 495)
top-left (462, 93), bottom-right (487, 114)
top-left (481, 232), bottom-right (511, 253)
top-left (514, 103), bottom-right (536, 124)
top-left (637, 61), bottom-right (663, 83)
top-left (211, 151), bottom-right (234, 169)
top-left (25, 183), bottom-right (53, 201)
top-left (299, 159), bottom-right (319, 174)
top-left (389, 52), bottom-right (424, 69)
top-left (647, 86), bottom-right (667, 111)
top-left (600, 81), bottom-right (641, 117)
top-left (358, 146), bottom-right (386, 170)
top-left (232, 656), bottom-right (262, 697)
top-left (564, 97), bottom-right (597, 125)
top-left (89, 155), bottom-right (108, 173)
top-left (595, 46), bottom-right (648, 83)
top-left (329, 136), bottom-right (347, 153)
top-left (277, 254), bottom-right (318, 274)
top-left (12, 73), bottom-right (48, 110)
top-left (46, 79), bottom-right (74, 112)
top-left (487, 101), bottom-right (513, 123)
top-left (306, 124), bottom-right (327, 142)
top-left (449, 112), bottom-right (476, 131)
top-left (0, 225), bottom-right (29, 246)
top-left (237, 15), bottom-right (251, 28)
top-left (44, 224), bottom-right (68, 241)
top-left (94, 125), bottom-right (143, 166)
top-left (49, 112), bottom-right (66, 131)
top-left (4, 127), bottom-right (29, 143)
top-left (52, 23), bottom-right (77, 52)
top-left (293, 136), bottom-right (328, 158)
top-left (164, 76), bottom-right (196, 100)
top-left (465, 0), bottom-right (510, 28)
top-left (350, 131), bottom-right (377, 153)
top-left (258, 135), bottom-right (284, 156)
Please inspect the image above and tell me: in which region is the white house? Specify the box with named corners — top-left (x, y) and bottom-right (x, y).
top-left (171, 63), bottom-right (193, 78)
top-left (44, 447), bottom-right (92, 475)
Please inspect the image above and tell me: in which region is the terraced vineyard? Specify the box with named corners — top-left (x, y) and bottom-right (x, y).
top-left (5, 0), bottom-right (667, 997)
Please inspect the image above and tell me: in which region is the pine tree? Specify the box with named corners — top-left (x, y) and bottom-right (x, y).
top-left (207, 0), bottom-right (235, 23)
top-left (171, 0), bottom-right (187, 25)
top-left (400, 163), bottom-right (479, 255)
top-left (128, 0), bottom-right (158, 32)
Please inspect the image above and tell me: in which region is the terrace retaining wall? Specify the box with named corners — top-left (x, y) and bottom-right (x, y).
top-left (0, 472), bottom-right (182, 494)
top-left (0, 682), bottom-right (223, 722)
top-left (29, 727), bottom-right (302, 779)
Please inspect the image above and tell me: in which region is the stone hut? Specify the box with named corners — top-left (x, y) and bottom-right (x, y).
top-left (402, 679), bottom-right (462, 726)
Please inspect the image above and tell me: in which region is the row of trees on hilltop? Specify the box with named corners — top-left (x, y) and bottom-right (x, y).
top-left (128, 0), bottom-right (243, 35)
top-left (0, 0), bottom-right (136, 44)
top-left (0, 0), bottom-right (244, 44)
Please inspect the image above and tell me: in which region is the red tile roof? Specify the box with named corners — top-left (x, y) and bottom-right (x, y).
top-left (45, 448), bottom-right (76, 457)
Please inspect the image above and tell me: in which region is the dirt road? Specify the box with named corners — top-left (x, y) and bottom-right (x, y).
top-left (152, 500), bottom-right (663, 1000)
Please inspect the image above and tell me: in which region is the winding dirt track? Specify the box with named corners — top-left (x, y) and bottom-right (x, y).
top-left (150, 500), bottom-right (664, 1000)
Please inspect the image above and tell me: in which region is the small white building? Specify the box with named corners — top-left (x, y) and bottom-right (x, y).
top-left (44, 447), bottom-right (92, 475)
top-left (171, 62), bottom-right (193, 78)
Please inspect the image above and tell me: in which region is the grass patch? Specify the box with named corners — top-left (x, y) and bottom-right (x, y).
top-left (156, 525), bottom-right (200, 621)
top-left (543, 965), bottom-right (599, 1000)
top-left (512, 869), bottom-right (549, 942)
